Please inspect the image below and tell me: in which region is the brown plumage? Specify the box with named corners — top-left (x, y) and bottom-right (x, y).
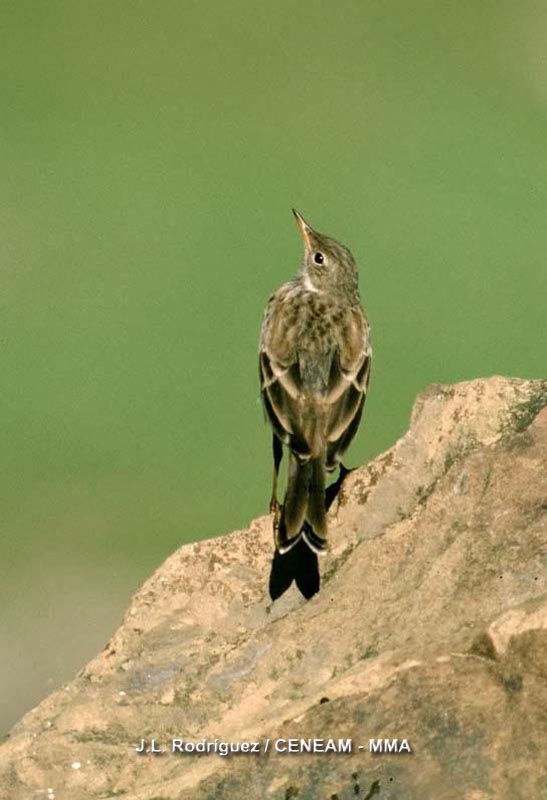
top-left (259, 210), bottom-right (371, 554)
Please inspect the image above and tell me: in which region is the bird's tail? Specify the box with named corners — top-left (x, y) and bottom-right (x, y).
top-left (276, 454), bottom-right (327, 555)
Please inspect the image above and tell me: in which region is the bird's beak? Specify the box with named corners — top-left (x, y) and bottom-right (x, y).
top-left (292, 209), bottom-right (313, 250)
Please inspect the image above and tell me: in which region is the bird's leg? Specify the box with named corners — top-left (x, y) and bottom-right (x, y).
top-left (338, 461), bottom-right (353, 482)
top-left (325, 460), bottom-right (355, 513)
top-left (270, 435), bottom-right (283, 530)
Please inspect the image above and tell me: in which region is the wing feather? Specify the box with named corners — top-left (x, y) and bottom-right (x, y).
top-left (260, 287), bottom-right (371, 460)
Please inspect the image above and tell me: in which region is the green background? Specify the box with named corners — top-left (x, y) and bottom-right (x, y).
top-left (2, 0), bottom-right (546, 734)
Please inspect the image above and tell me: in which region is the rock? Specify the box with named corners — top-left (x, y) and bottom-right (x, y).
top-left (1, 376), bottom-right (546, 800)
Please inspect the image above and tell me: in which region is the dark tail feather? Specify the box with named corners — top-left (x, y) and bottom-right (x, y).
top-left (276, 456), bottom-right (328, 556)
top-left (302, 457), bottom-right (327, 554)
top-left (276, 455), bottom-right (310, 554)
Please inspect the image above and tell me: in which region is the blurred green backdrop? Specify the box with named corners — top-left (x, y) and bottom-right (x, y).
top-left (2, 0), bottom-right (546, 734)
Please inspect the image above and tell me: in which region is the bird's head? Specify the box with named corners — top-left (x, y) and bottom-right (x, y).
top-left (292, 209), bottom-right (358, 298)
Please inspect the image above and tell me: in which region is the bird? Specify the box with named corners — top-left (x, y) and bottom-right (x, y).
top-left (259, 210), bottom-right (371, 554)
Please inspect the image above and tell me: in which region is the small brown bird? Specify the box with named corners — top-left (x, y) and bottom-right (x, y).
top-left (259, 210), bottom-right (371, 554)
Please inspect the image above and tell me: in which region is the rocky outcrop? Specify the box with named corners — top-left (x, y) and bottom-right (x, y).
top-left (1, 377), bottom-right (546, 800)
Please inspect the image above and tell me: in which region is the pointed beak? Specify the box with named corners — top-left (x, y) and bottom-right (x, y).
top-left (292, 209), bottom-right (313, 250)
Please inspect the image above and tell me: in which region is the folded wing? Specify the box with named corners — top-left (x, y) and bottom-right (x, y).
top-left (260, 293), bottom-right (371, 464)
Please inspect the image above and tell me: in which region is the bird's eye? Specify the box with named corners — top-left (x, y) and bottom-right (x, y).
top-left (314, 252), bottom-right (324, 265)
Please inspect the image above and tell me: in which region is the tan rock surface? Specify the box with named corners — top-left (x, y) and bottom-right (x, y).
top-left (1, 377), bottom-right (547, 800)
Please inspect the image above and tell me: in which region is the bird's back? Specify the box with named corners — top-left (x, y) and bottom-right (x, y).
top-left (260, 280), bottom-right (370, 460)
